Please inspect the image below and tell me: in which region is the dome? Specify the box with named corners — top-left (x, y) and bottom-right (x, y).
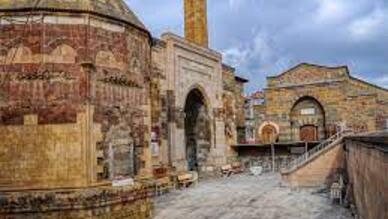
top-left (0, 0), bottom-right (146, 31)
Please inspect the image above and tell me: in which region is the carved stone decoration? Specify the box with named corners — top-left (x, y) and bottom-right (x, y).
top-left (130, 57), bottom-right (141, 75)
top-left (213, 107), bottom-right (224, 120)
top-left (224, 117), bottom-right (235, 139)
top-left (175, 107), bottom-right (185, 129)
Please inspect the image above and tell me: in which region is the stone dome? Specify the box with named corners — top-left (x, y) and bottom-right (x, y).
top-left (0, 0), bottom-right (146, 30)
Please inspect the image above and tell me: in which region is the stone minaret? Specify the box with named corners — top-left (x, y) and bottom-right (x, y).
top-left (184, 0), bottom-right (208, 47)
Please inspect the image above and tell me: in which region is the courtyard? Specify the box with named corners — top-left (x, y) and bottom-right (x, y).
top-left (154, 173), bottom-right (353, 219)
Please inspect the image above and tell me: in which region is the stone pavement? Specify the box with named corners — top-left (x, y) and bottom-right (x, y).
top-left (153, 173), bottom-right (353, 219)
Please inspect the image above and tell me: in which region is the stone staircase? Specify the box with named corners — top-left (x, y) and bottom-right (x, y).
top-left (282, 129), bottom-right (353, 174)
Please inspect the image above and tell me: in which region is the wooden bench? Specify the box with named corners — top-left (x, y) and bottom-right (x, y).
top-left (177, 171), bottom-right (198, 188)
top-left (153, 166), bottom-right (169, 178)
top-left (153, 166), bottom-right (174, 196)
top-left (155, 176), bottom-right (174, 196)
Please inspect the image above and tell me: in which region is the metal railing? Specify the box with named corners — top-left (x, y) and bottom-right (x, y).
top-left (283, 129), bottom-right (353, 173)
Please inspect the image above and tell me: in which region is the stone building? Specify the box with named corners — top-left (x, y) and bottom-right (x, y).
top-left (249, 63), bottom-right (388, 144)
top-left (0, 0), bottom-right (153, 218)
top-left (150, 0), bottom-right (247, 174)
top-left (0, 0), bottom-right (246, 201)
top-left (222, 64), bottom-right (248, 149)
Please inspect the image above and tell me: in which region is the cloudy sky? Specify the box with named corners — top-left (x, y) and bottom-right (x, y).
top-left (126, 0), bottom-right (388, 93)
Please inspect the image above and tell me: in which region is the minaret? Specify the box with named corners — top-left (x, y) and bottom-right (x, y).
top-left (184, 0), bottom-right (208, 47)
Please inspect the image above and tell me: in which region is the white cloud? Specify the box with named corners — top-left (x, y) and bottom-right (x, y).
top-left (222, 32), bottom-right (275, 67)
top-left (126, 0), bottom-right (388, 93)
top-left (373, 75), bottom-right (388, 88)
top-left (223, 47), bottom-right (249, 67)
top-left (348, 9), bottom-right (387, 41)
top-left (315, 0), bottom-right (349, 23)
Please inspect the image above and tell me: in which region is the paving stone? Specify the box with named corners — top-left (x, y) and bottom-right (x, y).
top-left (154, 173), bottom-right (353, 219)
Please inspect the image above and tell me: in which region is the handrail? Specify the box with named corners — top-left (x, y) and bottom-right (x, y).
top-left (283, 129), bottom-right (352, 173)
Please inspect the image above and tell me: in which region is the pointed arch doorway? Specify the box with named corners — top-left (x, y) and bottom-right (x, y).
top-left (184, 88), bottom-right (211, 171)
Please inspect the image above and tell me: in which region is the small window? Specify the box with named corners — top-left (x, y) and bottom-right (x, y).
top-left (301, 108), bottom-right (315, 115)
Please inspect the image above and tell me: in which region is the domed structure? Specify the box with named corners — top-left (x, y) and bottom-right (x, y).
top-left (0, 1), bottom-right (153, 217)
top-left (0, 0), bottom-right (146, 30)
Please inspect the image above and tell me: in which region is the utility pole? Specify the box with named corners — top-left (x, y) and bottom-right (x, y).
top-left (271, 143), bottom-right (275, 172)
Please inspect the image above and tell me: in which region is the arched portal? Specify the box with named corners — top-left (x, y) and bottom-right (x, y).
top-left (261, 124), bottom-right (278, 144)
top-left (184, 89), bottom-right (211, 171)
top-left (290, 96), bottom-right (326, 142)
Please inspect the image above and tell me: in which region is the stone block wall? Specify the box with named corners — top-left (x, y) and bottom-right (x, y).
top-left (0, 184), bottom-right (153, 219)
top-left (184, 0), bottom-right (208, 47)
top-left (0, 106), bottom-right (103, 191)
top-left (0, 12), bottom-right (152, 180)
top-left (265, 81), bottom-right (346, 142)
top-left (151, 33), bottom-right (227, 173)
top-left (345, 136), bottom-right (388, 219)
top-left (260, 64), bottom-right (388, 143)
top-left (282, 142), bottom-right (345, 187)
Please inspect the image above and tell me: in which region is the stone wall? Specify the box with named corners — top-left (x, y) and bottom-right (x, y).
top-left (344, 135), bottom-right (388, 219)
top-left (151, 33), bottom-right (227, 173)
top-left (222, 65), bottom-right (238, 157)
top-left (184, 0), bottom-right (208, 47)
top-left (260, 63), bottom-right (388, 143)
top-left (0, 184), bottom-right (153, 219)
top-left (0, 107), bottom-right (102, 191)
top-left (282, 141), bottom-right (345, 187)
top-left (0, 12), bottom-right (152, 180)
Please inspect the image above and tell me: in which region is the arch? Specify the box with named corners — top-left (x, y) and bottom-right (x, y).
top-left (95, 50), bottom-right (124, 69)
top-left (6, 45), bottom-right (33, 63)
top-left (182, 84), bottom-right (211, 110)
top-left (290, 96), bottom-right (326, 142)
top-left (45, 38), bottom-right (77, 53)
top-left (130, 57), bottom-right (141, 74)
top-left (47, 44), bottom-right (77, 64)
top-left (184, 88), bottom-right (211, 172)
top-left (258, 122), bottom-right (279, 144)
top-left (258, 121), bottom-right (280, 136)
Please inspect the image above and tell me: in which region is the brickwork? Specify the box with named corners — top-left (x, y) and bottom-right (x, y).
top-left (0, 184), bottom-right (153, 219)
top-left (0, 1), bottom-right (153, 218)
top-left (151, 33), bottom-right (227, 174)
top-left (344, 136), bottom-right (388, 219)
top-left (253, 63), bottom-right (388, 143)
top-left (184, 0), bottom-right (208, 47)
top-left (0, 107), bottom-right (102, 190)
top-left (222, 65), bottom-right (247, 156)
top-left (222, 65), bottom-right (238, 150)
top-left (0, 11), bottom-right (152, 181)
top-left (283, 142), bottom-right (345, 187)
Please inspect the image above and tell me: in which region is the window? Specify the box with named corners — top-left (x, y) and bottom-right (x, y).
top-left (301, 108), bottom-right (315, 115)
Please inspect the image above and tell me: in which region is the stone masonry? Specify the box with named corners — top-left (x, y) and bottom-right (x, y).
top-left (0, 1), bottom-right (154, 218)
top-left (184, 0), bottom-right (208, 47)
top-left (250, 63), bottom-right (388, 143)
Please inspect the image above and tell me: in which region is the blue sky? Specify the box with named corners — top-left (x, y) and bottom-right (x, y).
top-left (126, 0), bottom-right (388, 94)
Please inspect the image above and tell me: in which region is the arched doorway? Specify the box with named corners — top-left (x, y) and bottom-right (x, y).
top-left (300, 125), bottom-right (318, 142)
top-left (261, 124), bottom-right (278, 144)
top-left (184, 89), bottom-right (211, 171)
top-left (290, 96), bottom-right (326, 142)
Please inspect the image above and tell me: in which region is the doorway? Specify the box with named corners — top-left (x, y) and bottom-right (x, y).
top-left (300, 125), bottom-right (318, 142)
top-left (184, 89), bottom-right (211, 171)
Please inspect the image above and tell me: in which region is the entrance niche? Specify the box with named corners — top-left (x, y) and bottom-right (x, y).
top-left (300, 125), bottom-right (318, 142)
top-left (261, 124), bottom-right (278, 144)
top-left (184, 89), bottom-right (211, 171)
top-left (290, 96), bottom-right (326, 142)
